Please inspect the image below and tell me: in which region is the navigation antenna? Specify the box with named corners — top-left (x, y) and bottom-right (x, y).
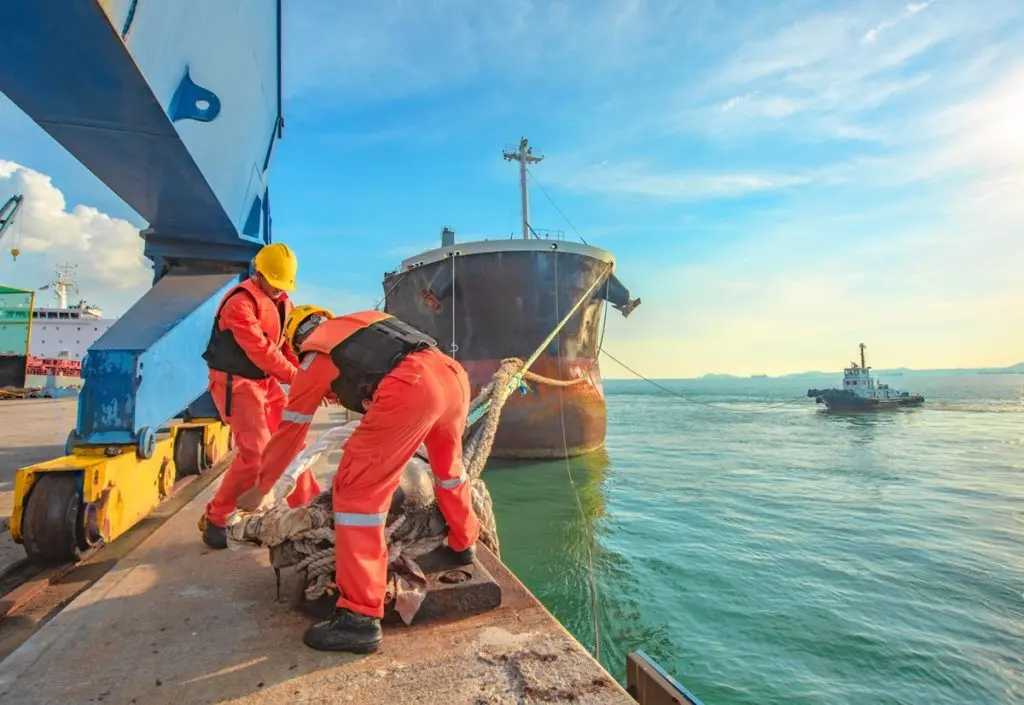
top-left (503, 137), bottom-right (544, 240)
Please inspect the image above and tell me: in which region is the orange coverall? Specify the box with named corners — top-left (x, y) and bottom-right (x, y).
top-left (204, 279), bottom-right (320, 527)
top-left (255, 346), bottom-right (481, 619)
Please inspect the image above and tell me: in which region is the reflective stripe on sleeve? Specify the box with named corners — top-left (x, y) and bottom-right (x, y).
top-left (434, 473), bottom-right (467, 490)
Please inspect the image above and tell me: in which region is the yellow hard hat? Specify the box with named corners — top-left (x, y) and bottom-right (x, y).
top-left (285, 304), bottom-right (333, 349)
top-left (253, 243), bottom-right (298, 291)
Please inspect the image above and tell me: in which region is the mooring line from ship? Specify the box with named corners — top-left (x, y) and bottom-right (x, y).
top-left (601, 349), bottom-right (808, 413)
top-left (553, 250), bottom-right (603, 664)
top-left (374, 270), bottom-right (406, 311)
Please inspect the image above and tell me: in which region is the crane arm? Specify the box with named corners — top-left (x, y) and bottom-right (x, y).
top-left (0, 193), bottom-right (24, 239)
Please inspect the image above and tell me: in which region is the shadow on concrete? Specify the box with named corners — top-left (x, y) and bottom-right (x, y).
top-left (1, 541), bottom-right (360, 704)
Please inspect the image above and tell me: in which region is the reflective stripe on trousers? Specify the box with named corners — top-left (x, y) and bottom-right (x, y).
top-left (282, 410), bottom-right (315, 424)
top-left (334, 511), bottom-right (388, 527)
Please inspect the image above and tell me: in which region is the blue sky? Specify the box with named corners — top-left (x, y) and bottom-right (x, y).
top-left (1, 0), bottom-right (1022, 376)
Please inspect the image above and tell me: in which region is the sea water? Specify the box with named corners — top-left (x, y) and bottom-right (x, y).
top-left (487, 373), bottom-right (1024, 705)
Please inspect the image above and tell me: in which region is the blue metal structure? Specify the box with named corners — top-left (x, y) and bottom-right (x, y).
top-left (0, 0), bottom-right (283, 450)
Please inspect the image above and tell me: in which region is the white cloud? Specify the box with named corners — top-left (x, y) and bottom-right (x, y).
top-left (549, 160), bottom-right (813, 201)
top-left (926, 64), bottom-right (1024, 177)
top-left (0, 161), bottom-right (151, 314)
top-left (816, 62), bottom-right (1024, 201)
top-left (598, 54), bottom-right (1024, 375)
top-left (669, 1), bottom-right (1016, 149)
top-left (284, 0), bottom-right (686, 106)
top-left (862, 1), bottom-right (935, 44)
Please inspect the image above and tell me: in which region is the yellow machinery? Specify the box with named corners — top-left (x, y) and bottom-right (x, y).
top-left (10, 421), bottom-right (232, 563)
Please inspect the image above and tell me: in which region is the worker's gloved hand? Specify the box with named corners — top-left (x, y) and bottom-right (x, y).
top-left (236, 486), bottom-right (267, 512)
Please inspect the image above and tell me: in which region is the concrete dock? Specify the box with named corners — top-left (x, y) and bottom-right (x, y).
top-left (0, 399), bottom-right (78, 575)
top-left (0, 404), bottom-right (633, 705)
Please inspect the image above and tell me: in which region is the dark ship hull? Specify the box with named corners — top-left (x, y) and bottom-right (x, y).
top-left (383, 239), bottom-right (638, 459)
top-left (807, 388), bottom-right (925, 411)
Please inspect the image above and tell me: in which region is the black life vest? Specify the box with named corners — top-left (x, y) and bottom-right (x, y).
top-left (301, 313), bottom-right (437, 413)
top-left (202, 282), bottom-right (289, 380)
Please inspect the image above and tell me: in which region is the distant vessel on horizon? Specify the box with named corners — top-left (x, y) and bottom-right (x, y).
top-left (750, 373), bottom-right (768, 379)
top-left (807, 344), bottom-right (924, 411)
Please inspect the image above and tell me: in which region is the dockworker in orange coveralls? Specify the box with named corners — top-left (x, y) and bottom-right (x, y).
top-left (236, 307), bottom-right (480, 653)
top-left (197, 243), bottom-right (322, 549)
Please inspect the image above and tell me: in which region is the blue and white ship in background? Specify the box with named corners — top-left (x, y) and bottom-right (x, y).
top-left (808, 344), bottom-right (925, 411)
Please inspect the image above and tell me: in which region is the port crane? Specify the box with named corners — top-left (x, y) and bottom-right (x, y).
top-left (0, 193), bottom-right (24, 260)
top-left (0, 1), bottom-right (284, 561)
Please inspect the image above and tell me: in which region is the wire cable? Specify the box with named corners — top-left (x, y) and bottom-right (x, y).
top-left (600, 348), bottom-right (807, 412)
top-left (553, 252), bottom-right (602, 662)
top-left (527, 169), bottom-right (589, 245)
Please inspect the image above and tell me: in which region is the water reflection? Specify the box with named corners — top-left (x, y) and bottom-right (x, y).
top-left (485, 448), bottom-right (674, 680)
top-left (815, 408), bottom-right (909, 449)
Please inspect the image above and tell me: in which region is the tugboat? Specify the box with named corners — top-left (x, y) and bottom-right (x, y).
top-left (807, 344), bottom-right (924, 411)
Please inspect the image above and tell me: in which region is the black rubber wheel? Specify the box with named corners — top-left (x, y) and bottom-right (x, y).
top-left (22, 474), bottom-right (86, 565)
top-left (174, 428), bottom-right (209, 479)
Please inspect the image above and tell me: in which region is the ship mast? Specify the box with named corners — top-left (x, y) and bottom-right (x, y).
top-left (50, 263), bottom-right (79, 310)
top-left (859, 343), bottom-right (868, 370)
top-left (502, 137), bottom-right (544, 239)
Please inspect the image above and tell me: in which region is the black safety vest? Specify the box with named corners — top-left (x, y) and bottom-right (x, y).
top-left (319, 317), bottom-right (437, 413)
top-left (202, 288), bottom-right (288, 380)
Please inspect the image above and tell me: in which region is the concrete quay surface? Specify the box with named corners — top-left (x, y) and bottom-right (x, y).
top-left (0, 404), bottom-right (632, 704)
top-left (0, 399), bottom-right (78, 575)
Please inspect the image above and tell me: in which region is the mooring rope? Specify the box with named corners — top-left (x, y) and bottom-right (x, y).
top-left (229, 362), bottom-right (520, 614)
top-left (374, 268), bottom-right (407, 311)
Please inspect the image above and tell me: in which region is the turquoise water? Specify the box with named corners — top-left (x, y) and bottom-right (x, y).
top-left (486, 374), bottom-right (1024, 705)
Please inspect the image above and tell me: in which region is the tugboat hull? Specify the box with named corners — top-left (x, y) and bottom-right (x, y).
top-left (807, 389), bottom-right (925, 411)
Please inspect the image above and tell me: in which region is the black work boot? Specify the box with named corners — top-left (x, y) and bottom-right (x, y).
top-left (199, 515), bottom-right (228, 550)
top-left (447, 544), bottom-right (476, 565)
top-left (303, 608), bottom-right (383, 654)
